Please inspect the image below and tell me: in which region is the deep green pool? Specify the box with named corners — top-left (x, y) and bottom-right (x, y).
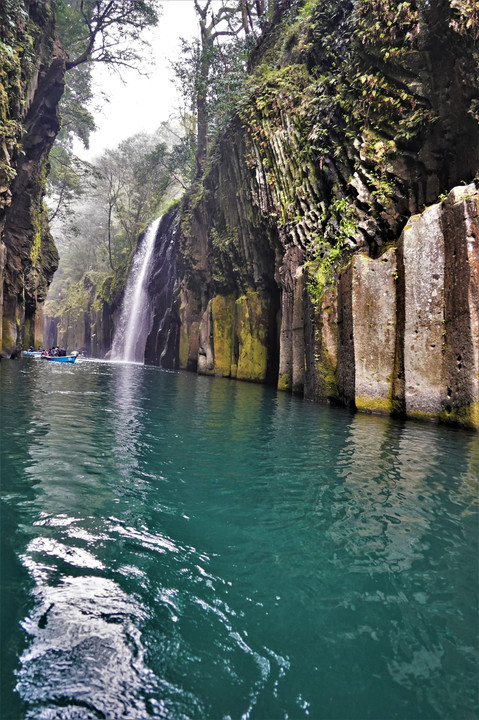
top-left (1, 358), bottom-right (477, 719)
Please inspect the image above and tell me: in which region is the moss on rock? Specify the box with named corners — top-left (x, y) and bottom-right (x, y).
top-left (235, 291), bottom-right (269, 382)
top-left (211, 294), bottom-right (236, 376)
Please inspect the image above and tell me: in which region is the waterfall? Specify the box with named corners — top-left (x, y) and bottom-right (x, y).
top-left (111, 217), bottom-right (161, 363)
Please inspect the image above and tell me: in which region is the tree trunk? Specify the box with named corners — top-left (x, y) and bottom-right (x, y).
top-left (196, 22), bottom-right (211, 176)
top-left (107, 203), bottom-right (115, 271)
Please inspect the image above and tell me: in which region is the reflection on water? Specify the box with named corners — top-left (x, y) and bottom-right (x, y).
top-left (0, 359), bottom-right (477, 719)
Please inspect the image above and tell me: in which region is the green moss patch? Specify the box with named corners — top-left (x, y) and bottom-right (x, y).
top-left (235, 291), bottom-right (269, 382)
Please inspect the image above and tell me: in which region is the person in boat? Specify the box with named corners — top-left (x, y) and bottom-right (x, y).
top-left (42, 349), bottom-right (48, 356)
top-left (58, 347), bottom-right (67, 357)
top-left (28, 345), bottom-right (34, 352)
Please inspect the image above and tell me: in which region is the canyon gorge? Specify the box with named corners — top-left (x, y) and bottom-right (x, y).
top-left (1, 0), bottom-right (478, 429)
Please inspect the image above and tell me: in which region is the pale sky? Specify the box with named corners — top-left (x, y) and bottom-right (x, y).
top-left (76, 0), bottom-right (200, 160)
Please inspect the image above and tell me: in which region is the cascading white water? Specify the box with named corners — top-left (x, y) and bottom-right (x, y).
top-left (111, 216), bottom-right (161, 363)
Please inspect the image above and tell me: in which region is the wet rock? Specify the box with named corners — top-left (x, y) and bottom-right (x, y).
top-left (0, 2), bottom-right (64, 357)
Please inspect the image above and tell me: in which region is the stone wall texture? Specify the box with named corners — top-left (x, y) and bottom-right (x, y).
top-left (0, 1), bottom-right (64, 357)
top-left (3, 0), bottom-right (478, 431)
top-left (169, 1), bottom-right (479, 429)
top-left (177, 185), bottom-right (479, 429)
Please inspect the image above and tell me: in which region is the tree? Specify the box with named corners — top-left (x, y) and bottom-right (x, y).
top-left (101, 130), bottom-right (174, 254)
top-left (49, 127), bottom-right (179, 283)
top-left (170, 1), bottom-right (296, 176)
top-left (172, 1), bottom-right (260, 176)
top-left (46, 141), bottom-right (94, 223)
top-left (48, 0), bottom-right (162, 224)
top-left (56, 0), bottom-right (162, 71)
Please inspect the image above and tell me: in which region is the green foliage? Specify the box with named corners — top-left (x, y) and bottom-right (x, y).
top-left (240, 63), bottom-right (316, 222)
top-left (209, 225), bottom-right (241, 286)
top-left (52, 0), bottom-right (161, 159)
top-left (47, 123), bottom-right (182, 321)
top-left (243, 62), bottom-right (311, 123)
top-left (46, 141), bottom-right (94, 223)
top-left (305, 198), bottom-right (358, 304)
top-left (0, 0), bottom-right (53, 194)
top-left (57, 64), bottom-right (96, 147)
top-left (238, 0), bottom-right (447, 236)
top-left (56, 0), bottom-right (161, 71)
top-left (92, 255), bottom-right (130, 311)
top-left (449, 0), bottom-right (479, 41)
top-left (171, 1), bottom-right (264, 175)
top-left (47, 0), bottom-right (164, 237)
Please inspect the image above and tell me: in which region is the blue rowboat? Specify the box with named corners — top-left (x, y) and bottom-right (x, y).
top-left (23, 351), bottom-right (42, 357)
top-left (42, 355), bottom-right (77, 364)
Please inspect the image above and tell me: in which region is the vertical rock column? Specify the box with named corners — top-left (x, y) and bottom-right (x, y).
top-left (235, 291), bottom-right (270, 382)
top-left (336, 249), bottom-right (397, 412)
top-left (198, 301), bottom-right (215, 375)
top-left (178, 287), bottom-right (202, 372)
top-left (441, 186), bottom-right (479, 427)
top-left (0, 242), bottom-right (5, 352)
top-left (291, 267), bottom-right (305, 394)
top-left (195, 290), bottom-right (272, 382)
top-left (397, 184), bottom-right (479, 427)
top-left (211, 294), bottom-right (235, 377)
top-left (399, 203), bottom-right (446, 418)
top-left (351, 249), bottom-right (398, 413)
top-left (277, 246), bottom-right (304, 393)
top-left (304, 287), bottom-right (339, 404)
top-left (337, 264), bottom-right (355, 407)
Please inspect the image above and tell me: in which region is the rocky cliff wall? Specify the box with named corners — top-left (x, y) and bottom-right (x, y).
top-left (174, 183), bottom-right (478, 428)
top-left (0, 1), bottom-right (64, 357)
top-left (46, 212), bottom-right (182, 362)
top-left (17, 0), bottom-right (477, 430)
top-left (47, 270), bottom-right (122, 357)
top-left (169, 0), bottom-right (479, 428)
top-left (326, 184), bottom-right (478, 428)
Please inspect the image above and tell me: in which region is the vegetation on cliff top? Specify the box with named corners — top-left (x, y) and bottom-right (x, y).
top-left (0, 0), bottom-right (55, 215)
top-left (179, 0), bottom-right (478, 304)
top-left (6, 0), bottom-right (477, 355)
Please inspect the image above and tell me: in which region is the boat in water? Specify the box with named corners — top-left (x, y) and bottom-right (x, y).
top-left (22, 351), bottom-right (42, 358)
top-left (41, 355), bottom-right (77, 364)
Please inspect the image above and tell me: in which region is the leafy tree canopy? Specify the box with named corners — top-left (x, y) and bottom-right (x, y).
top-left (48, 0), bottom-right (163, 226)
top-left (56, 0), bottom-right (162, 71)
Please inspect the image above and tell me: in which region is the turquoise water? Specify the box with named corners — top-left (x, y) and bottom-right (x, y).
top-left (1, 359), bottom-right (477, 720)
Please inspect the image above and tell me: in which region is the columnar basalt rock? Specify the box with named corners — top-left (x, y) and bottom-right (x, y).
top-left (177, 185), bottom-right (478, 428)
top-left (0, 3), bottom-right (64, 357)
top-left (441, 186), bottom-right (479, 427)
top-left (305, 186), bottom-right (478, 428)
top-left (195, 289), bottom-right (275, 383)
top-left (234, 291), bottom-right (271, 382)
top-left (211, 294), bottom-right (236, 377)
top-left (56, 309), bottom-right (91, 354)
top-left (399, 186), bottom-right (479, 427)
top-left (277, 245), bottom-right (304, 392)
top-left (400, 203), bottom-right (447, 418)
top-left (178, 287), bottom-right (202, 372)
top-left (198, 300), bottom-right (215, 375)
top-left (349, 249), bottom-right (398, 415)
top-left (169, 2), bottom-right (478, 430)
top-left (304, 287), bottom-right (339, 404)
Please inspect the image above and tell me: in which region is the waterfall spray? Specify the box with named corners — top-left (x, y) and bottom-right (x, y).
top-left (111, 217), bottom-right (161, 363)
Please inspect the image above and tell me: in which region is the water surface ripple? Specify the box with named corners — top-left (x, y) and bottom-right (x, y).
top-left (1, 359), bottom-right (477, 719)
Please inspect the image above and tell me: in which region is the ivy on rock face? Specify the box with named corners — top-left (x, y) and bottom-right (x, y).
top-left (191, 0), bottom-right (479, 308)
top-left (0, 0), bottom-right (55, 211)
